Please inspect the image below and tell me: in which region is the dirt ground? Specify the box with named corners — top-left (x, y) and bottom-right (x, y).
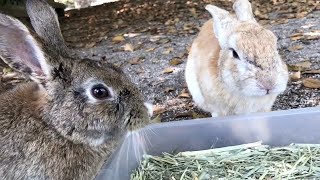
top-left (0, 0), bottom-right (319, 122)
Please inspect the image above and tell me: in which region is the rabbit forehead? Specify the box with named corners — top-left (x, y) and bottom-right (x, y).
top-left (70, 60), bottom-right (134, 90)
top-left (230, 24), bottom-right (278, 60)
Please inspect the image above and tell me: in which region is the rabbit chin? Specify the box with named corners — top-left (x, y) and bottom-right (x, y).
top-left (67, 128), bottom-right (124, 147)
top-left (239, 86), bottom-right (283, 97)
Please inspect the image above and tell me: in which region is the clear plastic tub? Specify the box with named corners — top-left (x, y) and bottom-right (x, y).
top-left (95, 107), bottom-right (320, 180)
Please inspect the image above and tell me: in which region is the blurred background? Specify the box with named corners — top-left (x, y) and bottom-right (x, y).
top-left (0, 0), bottom-right (319, 122)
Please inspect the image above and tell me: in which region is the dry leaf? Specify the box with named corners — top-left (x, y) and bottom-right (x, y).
top-left (163, 67), bottom-right (174, 74)
top-left (291, 36), bottom-right (303, 41)
top-left (129, 57), bottom-right (144, 65)
top-left (164, 87), bottom-right (174, 93)
top-left (149, 36), bottom-right (161, 42)
top-left (162, 48), bottom-right (173, 55)
top-left (151, 115), bottom-right (162, 124)
top-left (189, 8), bottom-right (197, 17)
top-left (158, 38), bottom-right (170, 44)
top-left (164, 19), bottom-right (175, 26)
top-left (287, 61), bottom-right (312, 71)
top-left (112, 35), bottom-right (125, 43)
top-left (178, 92), bottom-right (190, 98)
top-left (287, 65), bottom-right (301, 71)
top-left (146, 47), bottom-right (156, 52)
top-left (288, 45), bottom-right (304, 51)
top-left (192, 112), bottom-right (207, 119)
top-left (290, 71), bottom-right (301, 81)
top-left (296, 12), bottom-right (308, 18)
top-left (174, 112), bottom-right (193, 118)
top-left (85, 42), bottom-right (96, 48)
top-left (304, 36), bottom-right (320, 40)
top-left (183, 24), bottom-right (193, 31)
top-left (290, 33), bottom-right (303, 41)
top-left (302, 78), bottom-right (320, 89)
top-left (2, 68), bottom-right (13, 74)
top-left (303, 70), bottom-right (320, 74)
top-left (295, 61), bottom-right (312, 69)
top-left (153, 105), bottom-right (166, 115)
top-left (2, 72), bottom-right (18, 80)
top-left (186, 46), bottom-right (191, 52)
top-left (136, 67), bottom-right (145, 74)
top-left (124, 43), bottom-right (134, 52)
top-left (169, 58), bottom-right (183, 66)
top-left (124, 33), bottom-right (140, 38)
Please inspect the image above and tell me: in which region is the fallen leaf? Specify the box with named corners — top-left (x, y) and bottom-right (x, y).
top-left (124, 43), bottom-right (134, 52)
top-left (167, 28), bottom-right (178, 34)
top-left (117, 19), bottom-right (124, 25)
top-left (302, 78), bottom-right (320, 88)
top-left (146, 47), bottom-right (156, 52)
top-left (287, 61), bottom-right (312, 71)
top-left (296, 61), bottom-right (312, 68)
top-left (296, 11), bottom-right (308, 18)
top-left (151, 115), bottom-right (162, 124)
top-left (164, 19), bottom-right (175, 26)
top-left (303, 70), bottom-right (320, 74)
top-left (112, 35), bottom-right (125, 43)
top-left (304, 36), bottom-right (320, 40)
top-left (163, 67), bottom-right (174, 74)
top-left (1, 72), bottom-right (18, 80)
top-left (157, 38), bottom-right (170, 44)
top-left (2, 68), bottom-right (13, 74)
top-left (85, 42), bottom-right (96, 48)
top-left (290, 33), bottom-right (303, 41)
top-left (183, 23), bottom-right (194, 31)
top-left (149, 36), bottom-right (161, 42)
top-left (152, 58), bottom-right (160, 63)
top-left (287, 65), bottom-right (301, 71)
top-left (162, 48), bottom-right (173, 55)
top-left (174, 112), bottom-right (193, 118)
top-left (129, 57), bottom-right (144, 65)
top-left (290, 71), bottom-right (301, 81)
top-left (169, 58), bottom-right (183, 66)
top-left (124, 33), bottom-right (140, 38)
top-left (186, 46), bottom-right (191, 52)
top-left (178, 92), bottom-right (190, 98)
top-left (164, 87), bottom-right (174, 93)
top-left (288, 45), bottom-right (304, 51)
top-left (291, 36), bottom-right (303, 41)
top-left (153, 105), bottom-right (166, 115)
top-left (189, 8), bottom-right (197, 17)
top-left (136, 67), bottom-right (145, 74)
top-left (192, 112), bottom-right (208, 119)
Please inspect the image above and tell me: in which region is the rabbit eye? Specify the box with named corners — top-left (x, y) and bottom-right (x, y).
top-left (91, 85), bottom-right (110, 100)
top-left (230, 48), bottom-right (239, 59)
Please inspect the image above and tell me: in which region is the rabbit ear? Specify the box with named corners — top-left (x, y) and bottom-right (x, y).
top-left (233, 0), bottom-right (256, 22)
top-left (205, 5), bottom-right (234, 47)
top-left (26, 0), bottom-right (68, 54)
top-left (0, 13), bottom-right (50, 78)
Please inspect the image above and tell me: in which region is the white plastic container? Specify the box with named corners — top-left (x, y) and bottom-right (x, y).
top-left (95, 107), bottom-right (320, 180)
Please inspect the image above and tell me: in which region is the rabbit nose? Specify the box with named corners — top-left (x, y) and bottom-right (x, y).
top-left (266, 89), bottom-right (271, 94)
top-left (259, 79), bottom-right (275, 94)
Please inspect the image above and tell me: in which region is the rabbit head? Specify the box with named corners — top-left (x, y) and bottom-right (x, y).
top-left (205, 0), bottom-right (288, 96)
top-left (0, 0), bottom-right (151, 147)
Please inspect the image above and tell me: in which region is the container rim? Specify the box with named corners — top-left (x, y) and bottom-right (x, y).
top-left (139, 107), bottom-right (320, 131)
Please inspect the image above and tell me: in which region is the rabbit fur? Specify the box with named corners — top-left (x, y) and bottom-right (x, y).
top-left (0, 0), bottom-right (151, 179)
top-left (185, 0), bottom-right (289, 117)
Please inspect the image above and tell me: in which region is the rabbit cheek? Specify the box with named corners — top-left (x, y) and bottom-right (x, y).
top-left (273, 64), bottom-right (289, 94)
top-left (234, 62), bottom-right (259, 96)
top-left (221, 60), bottom-right (242, 92)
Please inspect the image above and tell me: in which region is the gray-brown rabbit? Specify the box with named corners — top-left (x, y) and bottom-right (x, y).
top-left (0, 0), bottom-right (152, 179)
